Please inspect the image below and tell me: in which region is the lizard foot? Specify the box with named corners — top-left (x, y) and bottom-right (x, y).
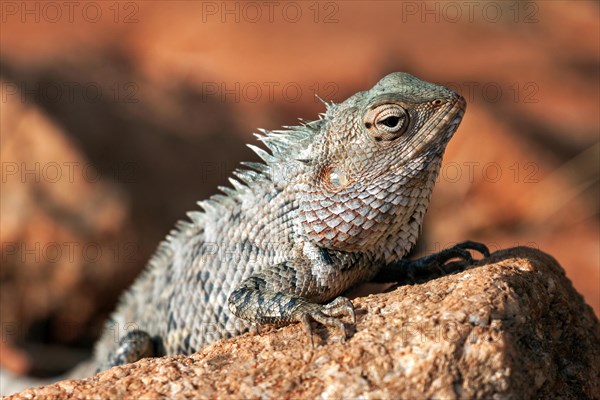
top-left (403, 240), bottom-right (490, 282)
top-left (102, 329), bottom-right (156, 371)
top-left (299, 296), bottom-right (356, 347)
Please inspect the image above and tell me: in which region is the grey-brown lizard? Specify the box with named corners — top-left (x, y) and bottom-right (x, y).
top-left (91, 72), bottom-right (488, 371)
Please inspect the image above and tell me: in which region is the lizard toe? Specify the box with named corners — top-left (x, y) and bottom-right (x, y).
top-left (322, 296), bottom-right (356, 324)
top-left (298, 297), bottom-right (355, 346)
top-left (454, 240), bottom-right (490, 258)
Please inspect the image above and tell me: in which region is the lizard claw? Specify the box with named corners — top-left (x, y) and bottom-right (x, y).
top-left (323, 296), bottom-right (356, 324)
top-left (424, 240), bottom-right (488, 268)
top-left (401, 240), bottom-right (489, 282)
top-left (453, 240), bottom-right (490, 258)
top-left (299, 296), bottom-right (355, 347)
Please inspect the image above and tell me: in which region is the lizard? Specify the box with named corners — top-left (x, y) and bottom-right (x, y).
top-left (90, 72), bottom-right (489, 372)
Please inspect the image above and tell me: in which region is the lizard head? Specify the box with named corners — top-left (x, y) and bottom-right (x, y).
top-left (299, 72), bottom-right (466, 260)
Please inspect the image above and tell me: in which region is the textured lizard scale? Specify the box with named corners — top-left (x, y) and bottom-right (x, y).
top-left (91, 72), bottom-right (469, 371)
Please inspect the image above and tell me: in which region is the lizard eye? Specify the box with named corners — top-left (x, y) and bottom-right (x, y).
top-left (364, 104), bottom-right (409, 142)
top-left (378, 116), bottom-right (401, 128)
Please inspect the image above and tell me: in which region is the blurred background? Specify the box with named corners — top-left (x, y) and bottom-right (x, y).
top-left (1, 1), bottom-right (598, 377)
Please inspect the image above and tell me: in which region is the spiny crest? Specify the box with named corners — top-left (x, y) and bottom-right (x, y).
top-left (253, 120), bottom-right (322, 160)
top-left (315, 94), bottom-right (337, 114)
top-left (169, 118), bottom-right (325, 238)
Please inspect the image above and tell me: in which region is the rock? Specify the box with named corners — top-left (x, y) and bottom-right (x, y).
top-left (8, 247), bottom-right (599, 399)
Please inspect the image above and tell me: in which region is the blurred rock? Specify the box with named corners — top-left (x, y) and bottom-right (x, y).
top-left (0, 79), bottom-right (139, 373)
top-left (8, 248), bottom-right (599, 399)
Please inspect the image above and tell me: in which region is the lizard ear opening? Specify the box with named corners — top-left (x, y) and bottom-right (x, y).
top-left (364, 104), bottom-right (409, 142)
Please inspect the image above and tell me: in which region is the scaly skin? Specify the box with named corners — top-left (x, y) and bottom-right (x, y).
top-left (92, 72), bottom-right (488, 371)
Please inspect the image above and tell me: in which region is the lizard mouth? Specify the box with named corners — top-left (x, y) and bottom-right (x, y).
top-left (436, 95), bottom-right (467, 139)
top-left (440, 96), bottom-right (467, 140)
top-left (402, 95), bottom-right (466, 161)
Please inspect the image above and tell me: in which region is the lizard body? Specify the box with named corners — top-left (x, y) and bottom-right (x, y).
top-left (92, 72), bottom-right (487, 370)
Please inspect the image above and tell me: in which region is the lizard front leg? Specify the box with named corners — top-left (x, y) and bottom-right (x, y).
top-left (228, 260), bottom-right (356, 345)
top-left (372, 241), bottom-right (490, 283)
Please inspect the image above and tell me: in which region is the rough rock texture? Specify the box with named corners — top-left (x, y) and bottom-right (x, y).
top-left (10, 247), bottom-right (599, 399)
